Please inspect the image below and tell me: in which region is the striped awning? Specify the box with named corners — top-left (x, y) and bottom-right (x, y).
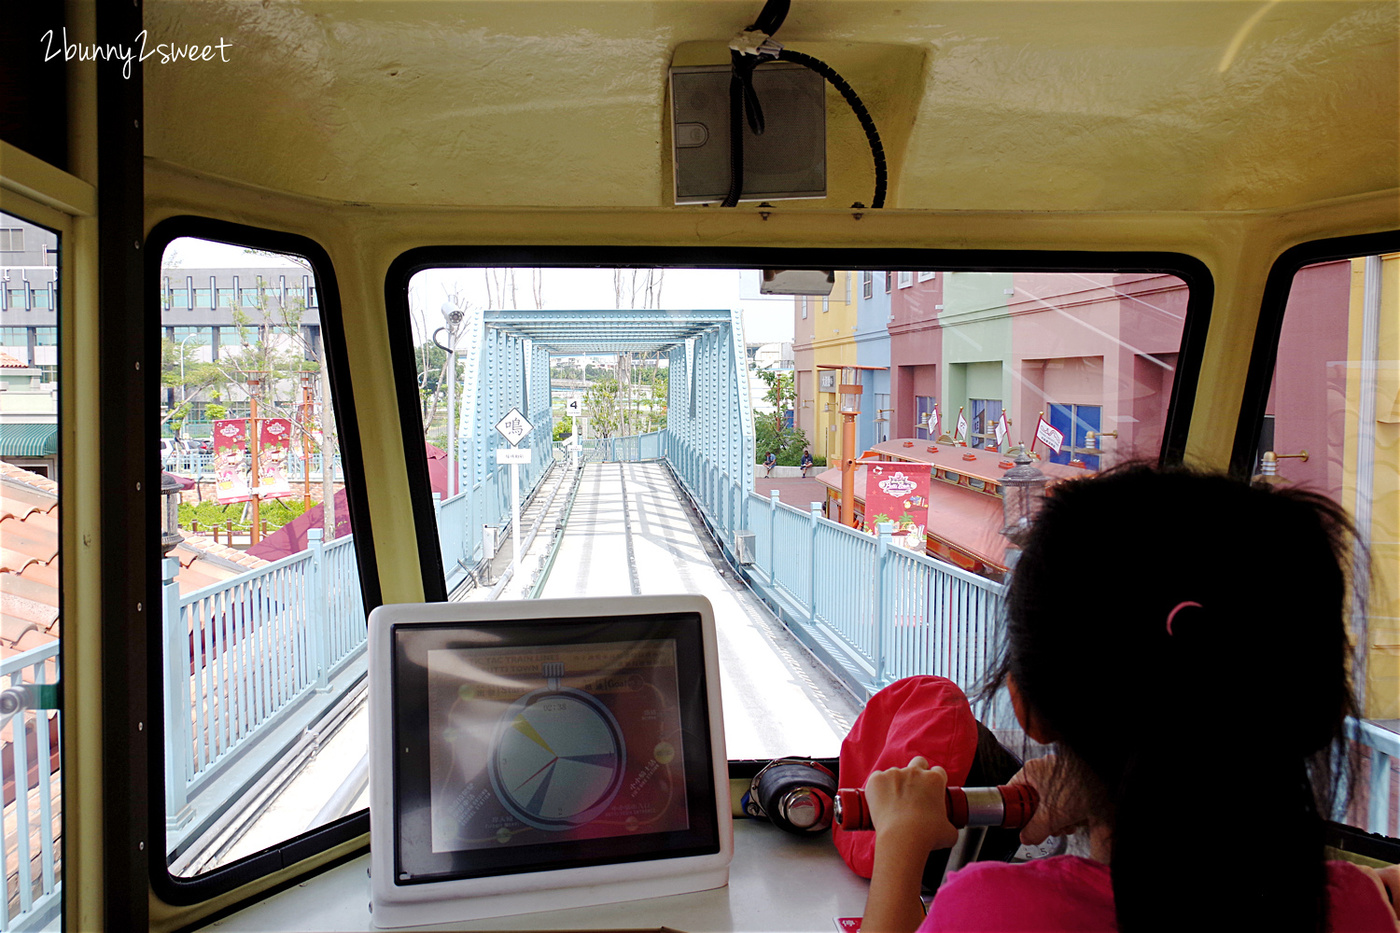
top-left (0, 423), bottom-right (59, 457)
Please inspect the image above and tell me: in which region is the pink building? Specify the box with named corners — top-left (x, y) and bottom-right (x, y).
top-left (1009, 273), bottom-right (1187, 466)
top-left (1263, 259), bottom-right (1351, 497)
top-left (889, 273), bottom-right (944, 440)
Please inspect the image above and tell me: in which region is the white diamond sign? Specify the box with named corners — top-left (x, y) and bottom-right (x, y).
top-left (495, 408), bottom-right (533, 447)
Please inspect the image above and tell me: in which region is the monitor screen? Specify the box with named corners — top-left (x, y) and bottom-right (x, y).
top-left (369, 595), bottom-right (731, 927)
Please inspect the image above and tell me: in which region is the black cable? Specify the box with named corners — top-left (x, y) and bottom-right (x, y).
top-left (721, 52), bottom-right (757, 208)
top-left (721, 0), bottom-right (790, 207)
top-left (721, 0), bottom-right (888, 210)
top-left (777, 49), bottom-right (887, 210)
top-left (751, 0), bottom-right (790, 36)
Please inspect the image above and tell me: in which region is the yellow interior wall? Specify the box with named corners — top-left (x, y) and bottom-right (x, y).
top-left (126, 153), bottom-right (1400, 927)
top-left (141, 1), bottom-right (1398, 215)
top-left (4, 1), bottom-right (1389, 927)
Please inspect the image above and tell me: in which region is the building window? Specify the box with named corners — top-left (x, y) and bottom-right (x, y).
top-left (32, 285), bottom-right (51, 309)
top-left (898, 271), bottom-right (913, 288)
top-left (1047, 403), bottom-right (1102, 469)
top-left (0, 228), bottom-right (23, 251)
top-left (171, 326), bottom-right (213, 347)
top-left (171, 288), bottom-right (189, 309)
top-left (969, 398), bottom-right (1003, 449)
top-left (217, 287), bottom-right (235, 309)
top-left (32, 327), bottom-right (57, 346)
top-left (862, 271), bottom-right (873, 299)
top-left (821, 296), bottom-right (829, 313)
top-left (8, 287), bottom-right (27, 309)
top-left (917, 271), bottom-right (935, 283)
top-left (884, 272), bottom-right (893, 293)
top-left (915, 396), bottom-right (937, 439)
top-left (193, 287), bottom-right (212, 307)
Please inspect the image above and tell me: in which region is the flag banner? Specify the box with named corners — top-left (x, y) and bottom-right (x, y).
top-left (213, 418), bottom-right (252, 503)
top-left (863, 462), bottom-right (932, 552)
top-left (256, 418), bottom-right (294, 498)
top-left (995, 410), bottom-right (1011, 449)
top-left (1035, 414), bottom-right (1065, 454)
top-left (955, 409), bottom-right (969, 445)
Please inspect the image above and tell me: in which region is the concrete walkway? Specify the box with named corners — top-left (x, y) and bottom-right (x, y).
top-left (542, 461), bottom-right (861, 760)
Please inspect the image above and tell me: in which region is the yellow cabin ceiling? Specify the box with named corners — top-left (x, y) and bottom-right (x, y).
top-left (142, 1), bottom-right (1399, 214)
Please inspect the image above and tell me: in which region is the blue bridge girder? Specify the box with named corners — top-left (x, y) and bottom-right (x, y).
top-left (455, 307), bottom-right (755, 558)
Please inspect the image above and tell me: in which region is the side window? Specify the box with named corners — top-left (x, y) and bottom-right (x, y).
top-left (0, 211), bottom-right (63, 930)
top-left (156, 237), bottom-right (367, 878)
top-left (1268, 254), bottom-right (1398, 839)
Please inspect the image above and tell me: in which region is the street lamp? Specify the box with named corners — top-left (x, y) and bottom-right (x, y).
top-left (437, 301), bottom-right (466, 497)
top-left (160, 471), bottom-right (184, 556)
top-left (999, 447), bottom-right (1048, 545)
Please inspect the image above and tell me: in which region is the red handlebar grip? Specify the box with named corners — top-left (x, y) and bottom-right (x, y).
top-left (835, 787), bottom-right (868, 831)
top-left (834, 783), bottom-right (1040, 831)
top-left (946, 786), bottom-right (969, 827)
top-left (999, 783), bottom-right (1038, 829)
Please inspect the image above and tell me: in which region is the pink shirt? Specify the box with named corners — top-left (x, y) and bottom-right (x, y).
top-left (918, 856), bottom-right (1396, 932)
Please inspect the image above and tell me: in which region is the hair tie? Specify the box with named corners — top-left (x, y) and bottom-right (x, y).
top-left (1165, 601), bottom-right (1202, 636)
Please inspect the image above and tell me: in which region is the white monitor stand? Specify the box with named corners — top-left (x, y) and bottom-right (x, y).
top-left (367, 594), bottom-right (732, 929)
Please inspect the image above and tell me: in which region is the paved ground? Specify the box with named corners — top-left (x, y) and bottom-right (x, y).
top-left (544, 461), bottom-right (861, 759)
top-left (752, 475), bottom-right (830, 513)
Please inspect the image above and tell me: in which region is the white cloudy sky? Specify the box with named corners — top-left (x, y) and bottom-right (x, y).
top-left (164, 238), bottom-right (798, 347)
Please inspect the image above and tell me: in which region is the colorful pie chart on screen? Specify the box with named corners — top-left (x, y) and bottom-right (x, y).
top-left (488, 687), bottom-right (627, 831)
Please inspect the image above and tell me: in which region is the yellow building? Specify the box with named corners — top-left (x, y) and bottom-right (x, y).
top-left (1344, 254), bottom-right (1400, 719)
top-left (793, 271), bottom-right (859, 464)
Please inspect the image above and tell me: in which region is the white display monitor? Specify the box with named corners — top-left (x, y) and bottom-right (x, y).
top-left (367, 595), bottom-right (732, 928)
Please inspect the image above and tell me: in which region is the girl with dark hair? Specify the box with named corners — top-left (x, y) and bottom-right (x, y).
top-left (860, 466), bottom-right (1399, 932)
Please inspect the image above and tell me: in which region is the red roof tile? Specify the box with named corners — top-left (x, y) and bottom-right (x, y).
top-left (0, 463), bottom-right (268, 655)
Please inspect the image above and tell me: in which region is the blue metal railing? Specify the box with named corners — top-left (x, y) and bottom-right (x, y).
top-left (0, 643), bottom-right (60, 932)
top-left (740, 489), bottom-right (1011, 717)
top-left (162, 529), bottom-right (366, 829)
top-left (1348, 717), bottom-right (1400, 838)
top-left (594, 431), bottom-right (664, 462)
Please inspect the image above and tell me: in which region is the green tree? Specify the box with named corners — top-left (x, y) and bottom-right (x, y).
top-left (754, 370), bottom-right (808, 464)
top-left (414, 339), bottom-right (463, 448)
top-left (584, 377), bottom-right (621, 438)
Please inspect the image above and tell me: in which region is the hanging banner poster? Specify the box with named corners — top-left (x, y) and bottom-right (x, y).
top-left (863, 461), bottom-right (932, 552)
top-left (257, 418), bottom-right (294, 498)
top-left (213, 418), bottom-right (252, 503)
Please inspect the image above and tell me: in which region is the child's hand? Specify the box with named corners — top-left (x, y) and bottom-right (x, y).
top-left (1357, 864), bottom-right (1400, 926)
top-left (863, 756), bottom-right (959, 854)
top-left (861, 758), bottom-right (959, 933)
top-left (1008, 754), bottom-right (1089, 846)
